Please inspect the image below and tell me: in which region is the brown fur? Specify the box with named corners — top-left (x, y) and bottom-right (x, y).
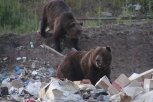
top-left (40, 0), bottom-right (82, 52)
top-left (56, 46), bottom-right (112, 85)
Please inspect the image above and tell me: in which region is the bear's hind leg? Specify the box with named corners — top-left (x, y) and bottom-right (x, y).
top-left (40, 9), bottom-right (47, 38)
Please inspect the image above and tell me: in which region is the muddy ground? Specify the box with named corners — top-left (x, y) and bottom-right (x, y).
top-left (0, 21), bottom-right (153, 81)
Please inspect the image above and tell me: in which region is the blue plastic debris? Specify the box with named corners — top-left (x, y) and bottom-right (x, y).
top-left (24, 80), bottom-right (30, 87)
top-left (15, 66), bottom-right (23, 75)
top-left (0, 69), bottom-right (8, 83)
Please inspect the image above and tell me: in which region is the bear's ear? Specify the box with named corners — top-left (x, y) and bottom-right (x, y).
top-left (106, 46), bottom-right (111, 52)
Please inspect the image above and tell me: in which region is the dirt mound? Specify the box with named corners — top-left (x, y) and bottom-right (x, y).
top-left (0, 33), bottom-right (63, 73)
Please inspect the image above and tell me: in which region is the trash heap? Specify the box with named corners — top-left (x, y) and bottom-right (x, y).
top-left (101, 69), bottom-right (153, 102)
top-left (0, 65), bottom-right (56, 102)
top-left (1, 67), bottom-right (153, 102)
top-left (39, 78), bottom-right (109, 102)
top-left (38, 68), bottom-right (153, 102)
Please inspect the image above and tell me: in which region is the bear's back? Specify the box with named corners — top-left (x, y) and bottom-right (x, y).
top-left (45, 0), bottom-right (71, 21)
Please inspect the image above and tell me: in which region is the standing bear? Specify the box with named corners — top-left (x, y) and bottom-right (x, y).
top-left (57, 46), bottom-right (112, 85)
top-left (40, 0), bottom-right (83, 52)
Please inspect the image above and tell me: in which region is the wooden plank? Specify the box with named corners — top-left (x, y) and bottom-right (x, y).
top-left (40, 44), bottom-right (65, 57)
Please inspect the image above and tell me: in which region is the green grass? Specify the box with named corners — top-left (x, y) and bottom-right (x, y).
top-left (0, 0), bottom-right (152, 33)
top-left (0, 0), bottom-right (40, 34)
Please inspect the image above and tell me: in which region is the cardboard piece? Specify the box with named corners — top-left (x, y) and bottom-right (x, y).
top-left (151, 73), bottom-right (153, 79)
top-left (95, 75), bottom-right (111, 90)
top-left (95, 76), bottom-right (120, 95)
top-left (123, 81), bottom-right (144, 99)
top-left (110, 92), bottom-right (132, 102)
top-left (112, 74), bottom-right (130, 91)
top-left (128, 73), bottom-right (139, 81)
top-left (108, 85), bottom-right (120, 95)
top-left (144, 79), bottom-right (153, 92)
top-left (129, 69), bottom-right (153, 82)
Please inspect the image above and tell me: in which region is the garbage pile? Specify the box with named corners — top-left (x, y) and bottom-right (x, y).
top-left (0, 65), bottom-right (56, 102)
top-left (39, 78), bottom-right (110, 102)
top-left (1, 67), bottom-right (153, 102)
top-left (104, 69), bottom-right (153, 102)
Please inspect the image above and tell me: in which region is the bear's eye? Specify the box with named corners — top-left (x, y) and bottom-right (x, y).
top-left (96, 59), bottom-right (100, 62)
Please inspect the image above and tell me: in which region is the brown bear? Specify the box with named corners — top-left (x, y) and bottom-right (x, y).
top-left (40, 0), bottom-right (83, 52)
top-left (56, 46), bottom-right (112, 85)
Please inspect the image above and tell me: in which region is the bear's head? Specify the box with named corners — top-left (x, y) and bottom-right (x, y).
top-left (61, 12), bottom-right (83, 39)
top-left (66, 21), bottom-right (83, 39)
top-left (90, 46), bottom-right (112, 70)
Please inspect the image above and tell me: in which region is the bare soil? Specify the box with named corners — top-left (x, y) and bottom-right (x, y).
top-left (0, 21), bottom-right (153, 81)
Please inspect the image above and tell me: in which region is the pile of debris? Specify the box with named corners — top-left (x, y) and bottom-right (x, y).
top-left (1, 67), bottom-right (153, 102)
top-left (39, 78), bottom-right (109, 102)
top-left (99, 68), bottom-right (153, 102)
top-left (0, 42), bottom-right (153, 102)
top-left (38, 68), bottom-right (153, 102)
top-left (0, 64), bottom-right (56, 102)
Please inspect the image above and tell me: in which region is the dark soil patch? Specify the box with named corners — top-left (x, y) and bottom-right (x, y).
top-left (0, 21), bottom-right (153, 81)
